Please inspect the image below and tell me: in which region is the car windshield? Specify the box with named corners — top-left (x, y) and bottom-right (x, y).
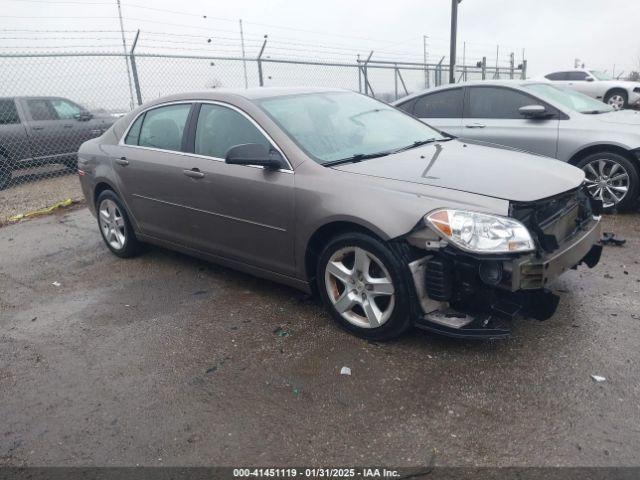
top-left (257, 91), bottom-right (446, 164)
top-left (589, 70), bottom-right (613, 81)
top-left (522, 83), bottom-right (614, 114)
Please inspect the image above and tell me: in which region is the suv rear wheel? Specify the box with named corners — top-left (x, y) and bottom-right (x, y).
top-left (316, 232), bottom-right (413, 340)
top-left (0, 156), bottom-right (11, 190)
top-left (576, 151), bottom-right (638, 211)
top-left (96, 190), bottom-right (141, 258)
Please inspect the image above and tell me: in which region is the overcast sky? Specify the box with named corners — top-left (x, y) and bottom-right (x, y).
top-left (3, 0), bottom-right (639, 77)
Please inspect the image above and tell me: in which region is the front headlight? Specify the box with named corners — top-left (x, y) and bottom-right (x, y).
top-left (426, 209), bottom-right (535, 254)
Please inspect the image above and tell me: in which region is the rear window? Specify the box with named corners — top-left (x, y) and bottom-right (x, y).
top-left (544, 72), bottom-right (566, 81)
top-left (136, 104), bottom-right (191, 152)
top-left (0, 100), bottom-right (20, 125)
top-left (413, 89), bottom-right (463, 118)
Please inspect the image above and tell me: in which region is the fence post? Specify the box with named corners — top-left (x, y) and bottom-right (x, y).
top-left (481, 56), bottom-right (487, 80)
top-left (521, 59), bottom-right (527, 79)
top-left (257, 35), bottom-right (268, 87)
top-left (436, 56), bottom-right (444, 86)
top-left (363, 50), bottom-right (373, 96)
top-left (509, 52), bottom-right (515, 79)
top-left (357, 54), bottom-right (362, 93)
top-left (129, 30), bottom-right (143, 106)
top-left (394, 64), bottom-right (398, 100)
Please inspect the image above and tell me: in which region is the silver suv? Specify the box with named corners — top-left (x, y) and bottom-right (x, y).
top-left (394, 81), bottom-right (640, 211)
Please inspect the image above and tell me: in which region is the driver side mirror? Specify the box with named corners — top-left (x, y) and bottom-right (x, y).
top-left (225, 143), bottom-right (286, 170)
top-left (586, 77), bottom-right (594, 82)
top-left (518, 105), bottom-right (550, 119)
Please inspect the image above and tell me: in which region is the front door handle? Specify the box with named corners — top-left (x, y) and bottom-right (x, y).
top-left (115, 156), bottom-right (129, 166)
top-left (32, 126), bottom-right (45, 131)
top-left (465, 123), bottom-right (486, 129)
top-left (183, 168), bottom-right (205, 179)
top-left (63, 124), bottom-right (73, 128)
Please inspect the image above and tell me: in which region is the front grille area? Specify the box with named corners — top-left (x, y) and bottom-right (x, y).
top-left (510, 186), bottom-right (595, 254)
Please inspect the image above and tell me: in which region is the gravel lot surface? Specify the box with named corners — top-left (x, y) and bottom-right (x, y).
top-left (0, 169), bottom-right (83, 224)
top-left (1, 208), bottom-right (639, 467)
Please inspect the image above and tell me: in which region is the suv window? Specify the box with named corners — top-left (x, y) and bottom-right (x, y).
top-left (50, 99), bottom-right (82, 119)
top-left (195, 104), bottom-right (270, 158)
top-left (138, 104), bottom-right (191, 152)
top-left (566, 71), bottom-right (589, 81)
top-left (0, 100), bottom-right (20, 125)
top-left (544, 72), bottom-right (566, 81)
top-left (467, 87), bottom-right (538, 119)
top-left (27, 99), bottom-right (57, 121)
top-left (413, 89), bottom-right (463, 118)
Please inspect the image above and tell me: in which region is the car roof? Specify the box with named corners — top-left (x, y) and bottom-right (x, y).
top-left (391, 80), bottom-right (551, 104)
top-left (143, 87), bottom-right (349, 104)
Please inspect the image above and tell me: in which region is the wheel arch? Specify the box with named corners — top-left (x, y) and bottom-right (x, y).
top-left (93, 180), bottom-right (119, 206)
top-left (303, 220), bottom-right (387, 297)
top-left (604, 87), bottom-right (628, 101)
top-left (568, 144), bottom-right (639, 171)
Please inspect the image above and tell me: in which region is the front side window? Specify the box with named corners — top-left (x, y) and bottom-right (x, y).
top-left (258, 91), bottom-right (445, 164)
top-left (589, 70), bottom-right (613, 81)
top-left (0, 100), bottom-right (20, 125)
top-left (50, 99), bottom-right (82, 119)
top-left (413, 89), bottom-right (463, 118)
top-left (195, 104), bottom-right (270, 158)
top-left (27, 99), bottom-right (57, 121)
top-left (467, 87), bottom-right (538, 119)
top-left (138, 104), bottom-right (191, 152)
top-left (566, 71), bottom-right (588, 81)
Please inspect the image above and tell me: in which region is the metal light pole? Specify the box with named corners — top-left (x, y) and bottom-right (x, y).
top-left (449, 0), bottom-right (461, 84)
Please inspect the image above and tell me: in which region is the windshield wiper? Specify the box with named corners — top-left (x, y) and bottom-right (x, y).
top-left (323, 151), bottom-right (391, 167)
top-left (581, 110), bottom-right (608, 114)
top-left (392, 137), bottom-right (451, 154)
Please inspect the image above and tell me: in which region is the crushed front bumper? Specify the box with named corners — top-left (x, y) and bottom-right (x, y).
top-left (412, 217), bottom-right (602, 339)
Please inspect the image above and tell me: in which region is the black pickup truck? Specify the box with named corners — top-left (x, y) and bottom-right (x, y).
top-left (0, 96), bottom-right (116, 189)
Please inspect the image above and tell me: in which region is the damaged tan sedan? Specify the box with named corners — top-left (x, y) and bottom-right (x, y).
top-left (77, 88), bottom-right (602, 340)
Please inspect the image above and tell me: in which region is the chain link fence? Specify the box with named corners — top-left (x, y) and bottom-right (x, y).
top-left (0, 50), bottom-right (524, 223)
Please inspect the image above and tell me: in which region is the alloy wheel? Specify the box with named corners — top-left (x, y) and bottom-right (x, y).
top-left (607, 94), bottom-right (625, 110)
top-left (324, 246), bottom-right (395, 329)
top-left (98, 198), bottom-right (126, 250)
top-left (582, 158), bottom-right (629, 208)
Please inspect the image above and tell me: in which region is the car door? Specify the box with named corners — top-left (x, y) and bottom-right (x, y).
top-left (564, 71), bottom-right (595, 97)
top-left (404, 88), bottom-right (464, 136)
top-left (114, 102), bottom-right (196, 245)
top-left (22, 98), bottom-right (72, 158)
top-left (49, 98), bottom-right (103, 152)
top-left (0, 99), bottom-right (31, 165)
top-left (174, 102), bottom-right (296, 276)
top-left (460, 86), bottom-right (560, 159)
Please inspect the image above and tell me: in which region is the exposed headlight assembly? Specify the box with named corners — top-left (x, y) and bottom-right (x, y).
top-left (426, 209), bottom-right (535, 254)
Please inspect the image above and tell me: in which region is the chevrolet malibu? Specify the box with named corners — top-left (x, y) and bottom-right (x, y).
top-left (77, 88), bottom-right (602, 340)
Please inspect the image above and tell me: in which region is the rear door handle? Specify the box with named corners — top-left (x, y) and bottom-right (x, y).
top-left (115, 156), bottom-right (129, 166)
top-left (465, 123), bottom-right (486, 129)
top-left (32, 126), bottom-right (45, 131)
top-left (183, 168), bottom-right (205, 179)
top-left (63, 124), bottom-right (73, 129)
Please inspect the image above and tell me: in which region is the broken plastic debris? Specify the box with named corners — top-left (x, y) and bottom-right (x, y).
top-left (273, 327), bottom-right (290, 337)
top-left (591, 375), bottom-right (606, 382)
top-left (51, 281), bottom-right (61, 287)
top-left (601, 232), bottom-right (626, 246)
top-left (340, 366), bottom-right (351, 376)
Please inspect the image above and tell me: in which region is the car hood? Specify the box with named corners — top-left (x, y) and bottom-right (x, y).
top-left (332, 140), bottom-right (584, 202)
top-left (592, 109), bottom-right (640, 125)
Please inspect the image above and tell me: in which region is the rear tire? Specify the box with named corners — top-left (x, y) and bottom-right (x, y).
top-left (604, 89), bottom-right (628, 110)
top-left (575, 151), bottom-right (639, 212)
top-left (0, 156), bottom-right (12, 190)
top-left (316, 232), bottom-right (413, 340)
top-left (95, 190), bottom-right (141, 258)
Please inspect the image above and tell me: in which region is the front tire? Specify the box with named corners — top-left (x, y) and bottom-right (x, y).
top-left (604, 89), bottom-right (628, 110)
top-left (96, 190), bottom-right (141, 258)
top-left (0, 156), bottom-right (12, 190)
top-left (576, 151), bottom-right (639, 211)
top-left (316, 232), bottom-right (413, 340)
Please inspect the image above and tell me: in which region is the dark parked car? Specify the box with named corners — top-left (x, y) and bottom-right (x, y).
top-left (0, 96), bottom-right (115, 189)
top-left (78, 88), bottom-right (602, 340)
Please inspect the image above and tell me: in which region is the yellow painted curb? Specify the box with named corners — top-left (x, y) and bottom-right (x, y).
top-left (8, 198), bottom-right (76, 222)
